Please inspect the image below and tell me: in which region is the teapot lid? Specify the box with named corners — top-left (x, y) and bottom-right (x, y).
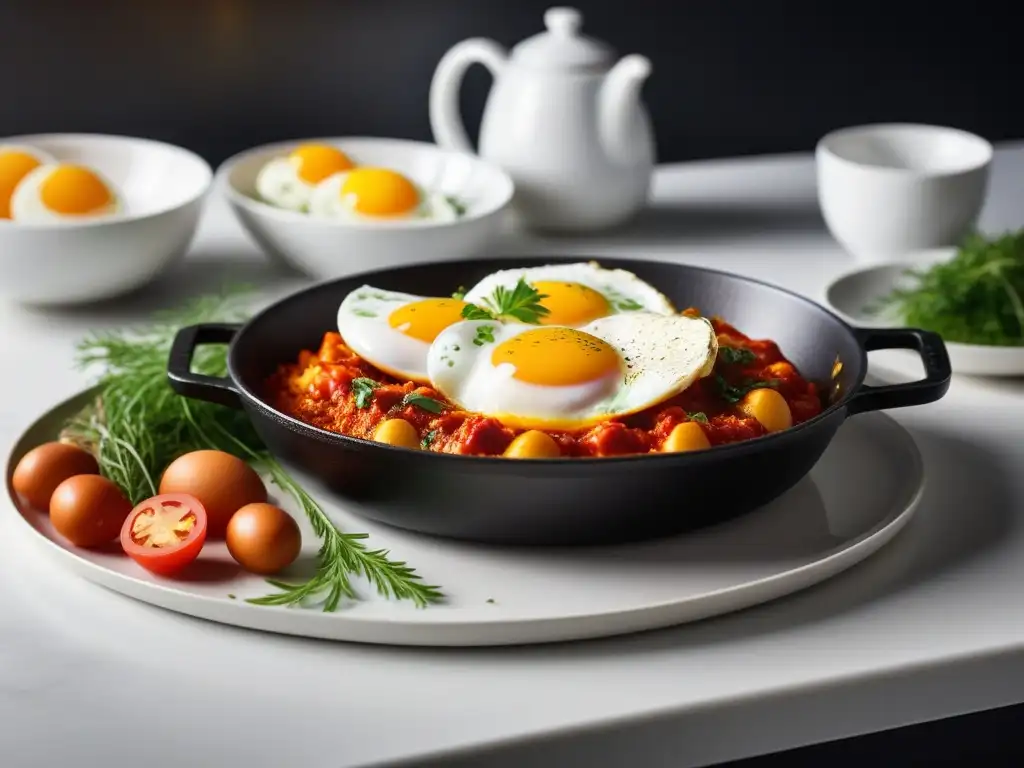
top-left (510, 7), bottom-right (615, 70)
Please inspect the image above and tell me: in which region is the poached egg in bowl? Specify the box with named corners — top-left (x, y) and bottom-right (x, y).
top-left (255, 143), bottom-right (355, 212)
top-left (10, 163), bottom-right (122, 222)
top-left (309, 167), bottom-right (460, 222)
top-left (0, 145), bottom-right (56, 219)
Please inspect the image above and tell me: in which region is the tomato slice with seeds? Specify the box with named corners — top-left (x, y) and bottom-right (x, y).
top-left (120, 493), bottom-right (208, 576)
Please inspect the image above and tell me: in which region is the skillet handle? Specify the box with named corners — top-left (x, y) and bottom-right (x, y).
top-left (846, 327), bottom-right (952, 415)
top-left (166, 323), bottom-right (244, 410)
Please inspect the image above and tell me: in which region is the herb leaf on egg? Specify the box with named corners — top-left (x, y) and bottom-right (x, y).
top-left (351, 378), bottom-right (380, 408)
top-left (473, 325), bottom-right (496, 346)
top-left (461, 278), bottom-right (551, 325)
top-left (615, 297), bottom-right (644, 311)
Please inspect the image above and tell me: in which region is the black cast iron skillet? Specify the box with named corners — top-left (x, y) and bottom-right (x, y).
top-left (167, 257), bottom-right (950, 546)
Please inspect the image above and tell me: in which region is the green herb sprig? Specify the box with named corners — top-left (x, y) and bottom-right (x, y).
top-left (715, 374), bottom-right (779, 404)
top-left (400, 392), bottom-right (446, 414)
top-left (461, 278), bottom-right (550, 325)
top-left (717, 346), bottom-right (757, 366)
top-left (62, 288), bottom-right (442, 611)
top-left (351, 377), bottom-right (380, 408)
top-left (872, 230), bottom-right (1024, 346)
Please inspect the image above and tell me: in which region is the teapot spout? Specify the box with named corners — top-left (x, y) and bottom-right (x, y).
top-left (599, 54), bottom-right (652, 167)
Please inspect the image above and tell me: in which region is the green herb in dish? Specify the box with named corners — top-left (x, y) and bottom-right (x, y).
top-left (717, 346), bottom-right (757, 366)
top-left (871, 230), bottom-right (1024, 346)
top-left (400, 392), bottom-right (446, 414)
top-left (61, 288), bottom-right (442, 611)
top-left (461, 278), bottom-right (551, 325)
top-left (715, 373), bottom-right (778, 404)
top-left (351, 377), bottom-right (380, 408)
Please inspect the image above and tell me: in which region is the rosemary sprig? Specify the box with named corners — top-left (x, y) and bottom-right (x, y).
top-left (63, 287), bottom-right (442, 611)
top-left (461, 278), bottom-right (550, 324)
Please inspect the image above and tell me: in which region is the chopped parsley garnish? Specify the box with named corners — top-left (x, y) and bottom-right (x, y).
top-left (461, 278), bottom-right (550, 325)
top-left (718, 346), bottom-right (757, 366)
top-left (401, 393), bottom-right (446, 414)
top-left (420, 430), bottom-right (437, 449)
top-left (445, 196), bottom-right (467, 217)
top-left (451, 286), bottom-right (467, 300)
top-left (352, 309), bottom-right (377, 318)
top-left (350, 377), bottom-right (380, 408)
top-left (472, 324), bottom-right (496, 346)
top-left (615, 297), bottom-right (643, 311)
top-left (688, 411), bottom-right (709, 424)
top-left (715, 374), bottom-right (779, 404)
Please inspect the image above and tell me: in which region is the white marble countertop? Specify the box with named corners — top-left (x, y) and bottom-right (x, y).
top-left (3, 143), bottom-right (1024, 768)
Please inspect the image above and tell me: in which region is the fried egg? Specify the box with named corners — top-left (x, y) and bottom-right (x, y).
top-left (461, 262), bottom-right (676, 328)
top-left (308, 167), bottom-right (460, 222)
top-left (427, 313), bottom-right (718, 430)
top-left (10, 163), bottom-right (122, 222)
top-left (337, 286), bottom-right (470, 382)
top-left (0, 145), bottom-right (56, 219)
top-left (255, 143), bottom-right (354, 212)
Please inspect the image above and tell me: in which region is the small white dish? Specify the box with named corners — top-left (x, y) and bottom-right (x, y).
top-left (816, 123), bottom-right (992, 264)
top-left (824, 250), bottom-right (1024, 377)
top-left (0, 133), bottom-right (212, 305)
top-left (218, 137), bottom-right (515, 279)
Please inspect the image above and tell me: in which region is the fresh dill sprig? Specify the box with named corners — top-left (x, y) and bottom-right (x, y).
top-left (461, 278), bottom-right (550, 324)
top-left (871, 230), bottom-right (1024, 346)
top-left (62, 286), bottom-right (442, 611)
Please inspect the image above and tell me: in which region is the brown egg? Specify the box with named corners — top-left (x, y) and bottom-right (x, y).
top-left (50, 474), bottom-right (132, 548)
top-left (159, 450), bottom-right (266, 538)
top-left (12, 442), bottom-right (100, 510)
top-left (226, 503), bottom-right (302, 575)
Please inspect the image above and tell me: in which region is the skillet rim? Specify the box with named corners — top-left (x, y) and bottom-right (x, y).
top-left (226, 256), bottom-right (869, 467)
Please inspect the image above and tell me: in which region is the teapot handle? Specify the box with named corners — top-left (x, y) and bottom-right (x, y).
top-left (429, 38), bottom-right (507, 154)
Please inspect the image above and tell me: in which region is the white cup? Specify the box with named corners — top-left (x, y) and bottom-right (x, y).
top-left (816, 123), bottom-right (992, 263)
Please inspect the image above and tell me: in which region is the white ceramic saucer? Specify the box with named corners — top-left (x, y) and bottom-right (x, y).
top-left (825, 249), bottom-right (1024, 377)
top-left (5, 389), bottom-right (924, 647)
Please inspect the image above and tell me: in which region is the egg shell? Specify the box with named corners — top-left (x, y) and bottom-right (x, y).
top-left (226, 503), bottom-right (302, 575)
top-left (158, 450), bottom-right (267, 538)
top-left (12, 441), bottom-right (100, 510)
top-left (49, 474), bottom-right (132, 548)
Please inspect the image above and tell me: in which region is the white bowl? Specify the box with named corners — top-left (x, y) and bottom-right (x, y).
top-left (218, 137), bottom-right (515, 279)
top-left (0, 133), bottom-right (212, 305)
top-left (816, 123), bottom-right (992, 264)
top-left (823, 250), bottom-right (1024, 377)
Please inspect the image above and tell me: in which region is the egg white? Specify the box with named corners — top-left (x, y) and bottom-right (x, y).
top-left (426, 313), bottom-right (718, 430)
top-left (338, 285), bottom-right (464, 382)
top-left (10, 163), bottom-right (122, 222)
top-left (254, 156), bottom-right (317, 212)
top-left (462, 262), bottom-right (676, 322)
top-left (0, 144), bottom-right (56, 170)
top-left (308, 171), bottom-right (460, 222)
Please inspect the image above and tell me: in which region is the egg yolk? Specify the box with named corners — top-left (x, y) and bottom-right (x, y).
top-left (388, 298), bottom-right (470, 343)
top-left (492, 327), bottom-right (621, 386)
top-left (290, 144), bottom-right (354, 185)
top-left (0, 151), bottom-right (42, 218)
top-left (40, 165), bottom-right (114, 216)
top-left (341, 168), bottom-right (420, 217)
top-left (532, 281), bottom-right (612, 326)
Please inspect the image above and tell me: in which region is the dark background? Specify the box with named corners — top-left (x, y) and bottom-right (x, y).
top-left (4, 1), bottom-right (1024, 765)
top-left (2, 0), bottom-right (1022, 166)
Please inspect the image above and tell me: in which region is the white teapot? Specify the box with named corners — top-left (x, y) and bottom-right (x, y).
top-left (429, 7), bottom-right (655, 233)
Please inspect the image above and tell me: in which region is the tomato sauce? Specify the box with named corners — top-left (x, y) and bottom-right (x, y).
top-left (264, 312), bottom-right (824, 457)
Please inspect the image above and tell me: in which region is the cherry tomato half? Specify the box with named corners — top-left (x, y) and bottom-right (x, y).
top-left (120, 493), bottom-right (208, 577)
